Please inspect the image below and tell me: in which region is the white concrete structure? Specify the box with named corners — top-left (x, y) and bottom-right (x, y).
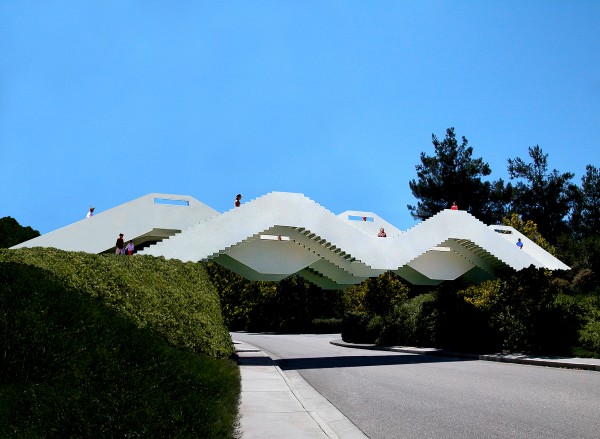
top-left (12, 193), bottom-right (219, 254)
top-left (13, 191), bottom-right (569, 289)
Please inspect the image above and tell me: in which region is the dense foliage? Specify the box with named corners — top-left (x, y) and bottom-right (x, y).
top-left (0, 216), bottom-right (40, 248)
top-left (344, 128), bottom-right (600, 357)
top-left (507, 145), bottom-right (579, 241)
top-left (341, 266), bottom-right (596, 356)
top-left (0, 248), bottom-right (240, 438)
top-left (408, 127), bottom-right (509, 224)
top-left (1, 248), bottom-right (233, 358)
top-left (407, 128), bottom-right (598, 245)
top-left (206, 262), bottom-right (343, 333)
top-left (570, 164), bottom-right (600, 238)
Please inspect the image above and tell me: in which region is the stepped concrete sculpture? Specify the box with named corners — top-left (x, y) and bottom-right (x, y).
top-left (11, 193), bottom-right (219, 254)
top-left (12, 191), bottom-right (569, 289)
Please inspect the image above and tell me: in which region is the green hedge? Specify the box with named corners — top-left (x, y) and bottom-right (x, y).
top-left (1, 248), bottom-right (233, 358)
top-left (0, 249), bottom-right (240, 437)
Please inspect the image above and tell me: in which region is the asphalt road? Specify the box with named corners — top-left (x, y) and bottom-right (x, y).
top-left (231, 332), bottom-right (600, 439)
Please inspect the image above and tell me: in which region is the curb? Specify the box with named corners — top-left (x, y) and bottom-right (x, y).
top-left (234, 340), bottom-right (369, 439)
top-left (330, 339), bottom-right (600, 372)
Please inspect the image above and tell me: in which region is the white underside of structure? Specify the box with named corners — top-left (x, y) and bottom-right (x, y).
top-left (12, 191), bottom-right (569, 289)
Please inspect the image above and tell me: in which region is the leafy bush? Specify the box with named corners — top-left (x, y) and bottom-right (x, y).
top-left (556, 235), bottom-right (600, 295)
top-left (386, 293), bottom-right (439, 347)
top-left (341, 311), bottom-right (374, 343)
top-left (0, 256), bottom-right (240, 438)
top-left (578, 320), bottom-right (600, 356)
top-left (1, 248), bottom-right (233, 358)
top-left (205, 262), bottom-right (343, 332)
top-left (460, 266), bottom-right (584, 354)
top-left (342, 267), bottom-right (589, 355)
top-left (344, 271), bottom-right (410, 316)
top-left (342, 272), bottom-right (413, 345)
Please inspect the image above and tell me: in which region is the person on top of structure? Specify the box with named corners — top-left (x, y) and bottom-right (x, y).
top-left (115, 233), bottom-right (125, 255)
top-left (125, 240), bottom-right (135, 255)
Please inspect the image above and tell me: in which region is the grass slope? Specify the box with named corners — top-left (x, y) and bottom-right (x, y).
top-left (0, 248), bottom-right (240, 438)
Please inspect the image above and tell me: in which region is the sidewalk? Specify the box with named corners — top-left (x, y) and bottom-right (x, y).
top-left (234, 340), bottom-right (368, 439)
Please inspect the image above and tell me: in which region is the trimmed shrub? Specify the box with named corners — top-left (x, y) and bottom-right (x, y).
top-left (1, 248), bottom-right (233, 358)
top-left (0, 258), bottom-right (240, 438)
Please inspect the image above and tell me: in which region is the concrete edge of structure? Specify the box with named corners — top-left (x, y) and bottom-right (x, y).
top-left (330, 339), bottom-right (600, 372)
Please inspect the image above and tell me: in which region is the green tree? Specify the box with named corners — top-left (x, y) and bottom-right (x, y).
top-left (570, 164), bottom-right (600, 238)
top-left (460, 267), bottom-right (582, 354)
top-left (343, 271), bottom-right (410, 316)
top-left (502, 213), bottom-right (555, 255)
top-left (507, 145), bottom-right (578, 242)
top-left (0, 217), bottom-right (40, 248)
top-left (408, 127), bottom-right (509, 224)
top-left (556, 234), bottom-right (600, 295)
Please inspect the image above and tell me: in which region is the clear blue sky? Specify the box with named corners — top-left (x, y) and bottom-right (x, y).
top-left (2, 1), bottom-right (599, 234)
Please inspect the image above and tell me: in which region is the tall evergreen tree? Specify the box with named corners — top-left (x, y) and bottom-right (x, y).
top-left (570, 164), bottom-right (600, 238)
top-left (408, 127), bottom-right (508, 223)
top-left (507, 145), bottom-right (578, 242)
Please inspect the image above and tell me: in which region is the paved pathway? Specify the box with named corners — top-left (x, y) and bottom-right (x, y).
top-left (235, 340), bottom-right (368, 439)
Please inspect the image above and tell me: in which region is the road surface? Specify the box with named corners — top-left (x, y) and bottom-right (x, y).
top-left (232, 332), bottom-right (600, 439)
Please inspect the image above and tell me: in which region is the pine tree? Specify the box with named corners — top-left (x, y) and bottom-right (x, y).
top-left (408, 127), bottom-right (509, 223)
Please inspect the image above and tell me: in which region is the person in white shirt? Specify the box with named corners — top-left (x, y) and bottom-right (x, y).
top-left (86, 207), bottom-right (95, 218)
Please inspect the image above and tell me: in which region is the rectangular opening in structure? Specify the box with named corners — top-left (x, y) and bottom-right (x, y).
top-left (154, 198), bottom-right (189, 206)
top-left (260, 235), bottom-right (290, 241)
top-left (348, 215), bottom-right (374, 222)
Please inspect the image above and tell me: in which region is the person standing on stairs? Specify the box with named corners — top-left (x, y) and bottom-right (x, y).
top-left (115, 233), bottom-right (125, 255)
top-left (125, 240), bottom-right (135, 255)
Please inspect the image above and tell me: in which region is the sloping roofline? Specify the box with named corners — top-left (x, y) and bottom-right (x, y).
top-left (13, 191), bottom-right (569, 289)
